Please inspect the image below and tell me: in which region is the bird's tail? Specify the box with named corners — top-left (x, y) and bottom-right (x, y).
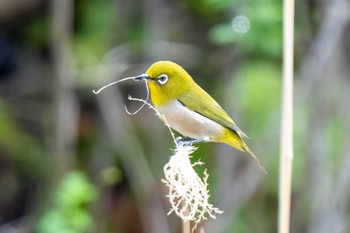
top-left (241, 143), bottom-right (267, 174)
top-left (218, 129), bottom-right (267, 174)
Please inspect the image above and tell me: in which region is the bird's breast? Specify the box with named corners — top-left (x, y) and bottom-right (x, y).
top-left (155, 100), bottom-right (224, 140)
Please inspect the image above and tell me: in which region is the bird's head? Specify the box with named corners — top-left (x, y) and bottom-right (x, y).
top-left (135, 61), bottom-right (194, 106)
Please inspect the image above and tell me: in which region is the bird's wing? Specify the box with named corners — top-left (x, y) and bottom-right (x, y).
top-left (177, 86), bottom-right (248, 138)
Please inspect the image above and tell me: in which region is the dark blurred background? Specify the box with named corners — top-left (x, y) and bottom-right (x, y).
top-left (0, 0), bottom-right (350, 232)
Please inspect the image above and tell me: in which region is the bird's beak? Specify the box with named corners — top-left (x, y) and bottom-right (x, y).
top-left (134, 74), bottom-right (150, 81)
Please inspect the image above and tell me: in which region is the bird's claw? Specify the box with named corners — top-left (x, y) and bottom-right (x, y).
top-left (176, 137), bottom-right (193, 146)
top-left (176, 137), bottom-right (210, 147)
top-left (178, 140), bottom-right (192, 146)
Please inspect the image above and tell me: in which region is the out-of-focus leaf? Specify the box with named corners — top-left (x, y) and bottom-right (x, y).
top-left (56, 172), bottom-right (98, 207)
top-left (37, 171), bottom-right (98, 233)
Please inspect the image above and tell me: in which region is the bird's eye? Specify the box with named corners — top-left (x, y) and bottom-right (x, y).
top-left (157, 74), bottom-right (168, 85)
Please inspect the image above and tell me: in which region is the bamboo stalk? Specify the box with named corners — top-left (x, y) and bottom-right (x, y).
top-left (278, 0), bottom-right (295, 232)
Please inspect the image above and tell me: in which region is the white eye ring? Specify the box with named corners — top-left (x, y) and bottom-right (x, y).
top-left (157, 74), bottom-right (168, 85)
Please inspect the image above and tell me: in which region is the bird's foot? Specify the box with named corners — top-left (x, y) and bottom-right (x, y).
top-left (176, 136), bottom-right (210, 146)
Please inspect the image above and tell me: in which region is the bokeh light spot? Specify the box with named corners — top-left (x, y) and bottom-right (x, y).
top-left (231, 15), bottom-right (250, 33)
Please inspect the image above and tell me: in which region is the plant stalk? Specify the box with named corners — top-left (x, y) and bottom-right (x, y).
top-left (182, 220), bottom-right (190, 233)
top-left (278, 0), bottom-right (295, 232)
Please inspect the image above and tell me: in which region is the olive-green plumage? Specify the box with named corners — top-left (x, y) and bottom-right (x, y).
top-left (142, 61), bottom-right (265, 173)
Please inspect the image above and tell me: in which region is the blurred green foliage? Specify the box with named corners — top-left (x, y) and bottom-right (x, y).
top-left (74, 0), bottom-right (114, 67)
top-left (208, 0), bottom-right (282, 57)
top-left (37, 171), bottom-right (98, 233)
top-left (234, 61), bottom-right (281, 134)
top-left (0, 102), bottom-right (45, 177)
top-left (21, 15), bottom-right (49, 49)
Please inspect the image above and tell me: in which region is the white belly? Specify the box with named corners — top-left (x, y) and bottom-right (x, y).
top-left (156, 100), bottom-right (223, 139)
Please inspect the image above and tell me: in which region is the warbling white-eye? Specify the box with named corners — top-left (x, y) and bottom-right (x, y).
top-left (135, 61), bottom-right (265, 173)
